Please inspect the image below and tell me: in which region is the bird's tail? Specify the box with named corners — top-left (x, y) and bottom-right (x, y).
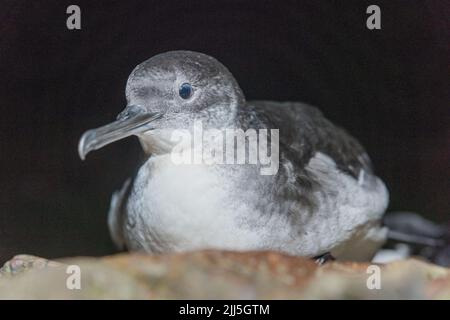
top-left (376, 211), bottom-right (450, 266)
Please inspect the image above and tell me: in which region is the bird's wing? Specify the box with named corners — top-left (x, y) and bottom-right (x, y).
top-left (108, 178), bottom-right (133, 250)
top-left (246, 101), bottom-right (373, 178)
top-left (245, 100), bottom-right (384, 221)
top-left (245, 101), bottom-right (388, 260)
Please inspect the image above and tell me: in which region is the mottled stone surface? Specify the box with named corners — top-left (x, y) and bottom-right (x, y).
top-left (0, 251), bottom-right (449, 299)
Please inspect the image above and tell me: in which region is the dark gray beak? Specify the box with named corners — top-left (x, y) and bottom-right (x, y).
top-left (78, 105), bottom-right (161, 160)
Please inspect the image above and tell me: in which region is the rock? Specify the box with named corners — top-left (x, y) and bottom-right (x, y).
top-left (0, 251), bottom-right (449, 299)
top-left (0, 255), bottom-right (62, 277)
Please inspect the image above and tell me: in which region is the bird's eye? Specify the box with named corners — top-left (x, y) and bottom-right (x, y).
top-left (179, 83), bottom-right (193, 99)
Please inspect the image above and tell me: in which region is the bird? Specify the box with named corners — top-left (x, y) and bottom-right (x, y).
top-left (78, 50), bottom-right (389, 262)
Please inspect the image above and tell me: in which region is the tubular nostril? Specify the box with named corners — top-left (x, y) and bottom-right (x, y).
top-left (117, 110), bottom-right (129, 120)
top-left (117, 105), bottom-right (145, 120)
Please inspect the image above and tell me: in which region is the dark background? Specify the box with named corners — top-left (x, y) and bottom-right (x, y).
top-left (0, 1), bottom-right (448, 264)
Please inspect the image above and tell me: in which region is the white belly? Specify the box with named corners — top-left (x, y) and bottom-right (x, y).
top-left (124, 152), bottom-right (388, 260)
top-left (125, 155), bottom-right (267, 252)
top-left (298, 153), bottom-right (389, 260)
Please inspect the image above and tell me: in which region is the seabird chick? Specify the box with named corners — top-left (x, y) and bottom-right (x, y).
top-left (78, 51), bottom-right (389, 261)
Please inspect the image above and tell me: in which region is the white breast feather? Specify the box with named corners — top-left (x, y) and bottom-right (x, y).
top-left (125, 152), bottom-right (388, 260)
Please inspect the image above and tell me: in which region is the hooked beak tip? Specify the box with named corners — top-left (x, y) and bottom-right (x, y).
top-left (79, 150), bottom-right (86, 161)
top-left (78, 129), bottom-right (94, 160)
top-left (77, 107), bottom-right (162, 161)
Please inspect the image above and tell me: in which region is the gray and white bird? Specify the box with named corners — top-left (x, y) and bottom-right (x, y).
top-left (78, 51), bottom-right (389, 261)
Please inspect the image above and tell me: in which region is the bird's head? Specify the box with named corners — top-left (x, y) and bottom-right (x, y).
top-left (78, 51), bottom-right (244, 159)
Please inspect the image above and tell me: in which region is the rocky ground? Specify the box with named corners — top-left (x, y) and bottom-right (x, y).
top-left (0, 251), bottom-right (449, 299)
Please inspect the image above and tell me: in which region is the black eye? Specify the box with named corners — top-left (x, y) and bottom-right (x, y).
top-left (179, 83), bottom-right (193, 99)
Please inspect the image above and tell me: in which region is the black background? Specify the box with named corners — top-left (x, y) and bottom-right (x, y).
top-left (0, 0), bottom-right (448, 263)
